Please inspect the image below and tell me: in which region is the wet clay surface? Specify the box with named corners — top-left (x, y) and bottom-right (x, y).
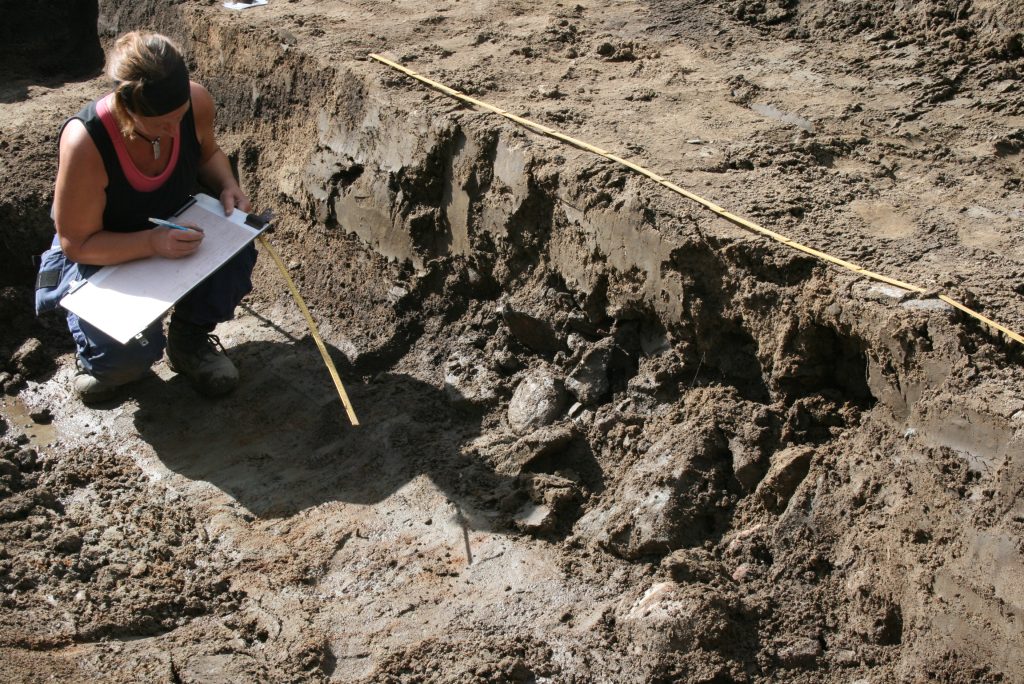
top-left (1, 1), bottom-right (1024, 682)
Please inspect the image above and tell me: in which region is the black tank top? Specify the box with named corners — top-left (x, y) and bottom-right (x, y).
top-left (60, 96), bottom-right (202, 233)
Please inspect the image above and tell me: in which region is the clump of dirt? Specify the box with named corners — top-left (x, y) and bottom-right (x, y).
top-left (0, 438), bottom-right (239, 648)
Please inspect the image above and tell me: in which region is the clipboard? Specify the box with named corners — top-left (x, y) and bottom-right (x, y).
top-left (60, 193), bottom-right (271, 344)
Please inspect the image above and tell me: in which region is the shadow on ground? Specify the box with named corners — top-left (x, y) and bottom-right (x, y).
top-left (129, 339), bottom-right (515, 526)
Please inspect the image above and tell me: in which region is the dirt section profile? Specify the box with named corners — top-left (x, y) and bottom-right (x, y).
top-left (1, 0), bottom-right (1023, 682)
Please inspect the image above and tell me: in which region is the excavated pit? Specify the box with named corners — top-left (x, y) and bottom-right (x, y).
top-left (2, 1), bottom-right (1024, 682)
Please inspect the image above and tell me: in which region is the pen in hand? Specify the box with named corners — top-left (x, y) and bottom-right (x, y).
top-left (149, 216), bottom-right (204, 259)
top-left (149, 217), bottom-right (203, 233)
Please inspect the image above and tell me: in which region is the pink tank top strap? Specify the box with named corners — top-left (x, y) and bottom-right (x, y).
top-left (95, 94), bottom-right (180, 193)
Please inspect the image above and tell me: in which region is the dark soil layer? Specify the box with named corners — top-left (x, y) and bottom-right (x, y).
top-left (1, 0), bottom-right (1022, 682)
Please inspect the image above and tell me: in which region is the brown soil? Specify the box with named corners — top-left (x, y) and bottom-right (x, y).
top-left (1, 1), bottom-right (1023, 682)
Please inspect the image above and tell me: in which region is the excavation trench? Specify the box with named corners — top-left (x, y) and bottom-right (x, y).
top-left (2, 2), bottom-right (1024, 681)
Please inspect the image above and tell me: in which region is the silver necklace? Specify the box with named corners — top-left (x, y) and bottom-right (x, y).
top-left (134, 129), bottom-right (161, 159)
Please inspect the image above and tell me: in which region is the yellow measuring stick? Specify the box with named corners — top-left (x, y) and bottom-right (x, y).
top-left (258, 235), bottom-right (360, 426)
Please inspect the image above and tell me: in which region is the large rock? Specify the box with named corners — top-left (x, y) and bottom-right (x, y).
top-left (729, 435), bottom-right (767, 492)
top-left (500, 303), bottom-right (565, 354)
top-left (512, 501), bottom-right (555, 533)
top-left (614, 580), bottom-right (733, 654)
top-left (444, 349), bottom-right (501, 408)
top-left (512, 472), bottom-right (582, 534)
top-left (721, 401), bottom-right (774, 491)
top-left (755, 445), bottom-right (814, 512)
top-left (493, 423), bottom-right (576, 476)
top-left (565, 339), bottom-right (613, 405)
top-left (508, 369), bottom-right (567, 434)
top-left (575, 417), bottom-right (730, 558)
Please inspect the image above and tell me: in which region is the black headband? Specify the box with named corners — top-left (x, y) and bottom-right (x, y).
top-left (120, 57), bottom-right (190, 116)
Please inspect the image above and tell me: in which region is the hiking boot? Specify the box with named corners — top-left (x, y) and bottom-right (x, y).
top-left (166, 319), bottom-right (239, 397)
top-left (73, 367), bottom-right (122, 405)
top-left (72, 359), bottom-right (146, 406)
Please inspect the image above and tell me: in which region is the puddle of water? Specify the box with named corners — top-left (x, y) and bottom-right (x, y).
top-left (750, 102), bottom-right (815, 133)
top-left (1, 394), bottom-right (59, 449)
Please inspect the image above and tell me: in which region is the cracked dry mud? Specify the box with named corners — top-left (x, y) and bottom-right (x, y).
top-left (1, 1), bottom-right (1023, 682)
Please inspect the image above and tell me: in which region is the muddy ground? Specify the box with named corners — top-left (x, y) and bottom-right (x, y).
top-left (1, 0), bottom-right (1023, 682)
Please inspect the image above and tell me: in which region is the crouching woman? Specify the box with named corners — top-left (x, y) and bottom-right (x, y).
top-left (37, 31), bottom-right (257, 404)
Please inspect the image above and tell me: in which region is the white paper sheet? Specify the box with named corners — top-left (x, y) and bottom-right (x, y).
top-left (224, 0), bottom-right (267, 10)
top-left (61, 194), bottom-right (268, 344)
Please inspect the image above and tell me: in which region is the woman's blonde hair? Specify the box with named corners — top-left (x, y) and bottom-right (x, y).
top-left (106, 32), bottom-right (186, 139)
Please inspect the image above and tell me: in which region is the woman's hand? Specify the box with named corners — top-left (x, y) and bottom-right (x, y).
top-left (148, 223), bottom-right (204, 258)
top-left (219, 185), bottom-right (252, 215)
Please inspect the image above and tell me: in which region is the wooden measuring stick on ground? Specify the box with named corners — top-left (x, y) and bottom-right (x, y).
top-left (368, 53), bottom-right (1024, 349)
top-left (258, 235), bottom-right (360, 426)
